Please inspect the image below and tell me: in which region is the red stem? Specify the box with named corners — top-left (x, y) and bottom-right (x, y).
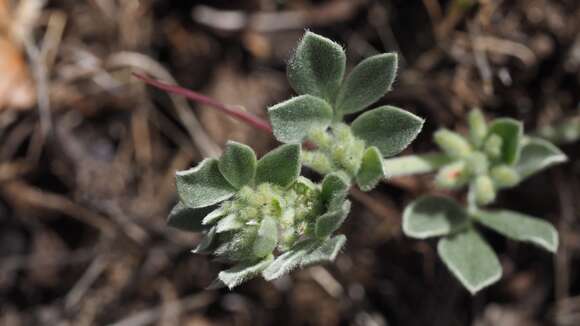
top-left (133, 73), bottom-right (273, 134)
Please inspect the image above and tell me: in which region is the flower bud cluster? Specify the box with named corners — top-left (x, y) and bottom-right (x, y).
top-left (208, 179), bottom-right (325, 263)
top-left (433, 109), bottom-right (522, 206)
top-left (302, 123), bottom-right (366, 180)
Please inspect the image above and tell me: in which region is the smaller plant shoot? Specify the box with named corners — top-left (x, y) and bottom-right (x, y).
top-left (391, 108), bottom-right (567, 294)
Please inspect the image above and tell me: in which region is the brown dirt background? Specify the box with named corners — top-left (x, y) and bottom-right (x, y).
top-left (1, 0), bottom-right (579, 325)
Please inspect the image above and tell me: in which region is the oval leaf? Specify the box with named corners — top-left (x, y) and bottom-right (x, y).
top-left (167, 202), bottom-right (215, 232)
top-left (336, 53), bottom-right (398, 114)
top-left (193, 226), bottom-right (217, 253)
top-left (315, 201), bottom-right (351, 239)
top-left (262, 235), bottom-right (346, 281)
top-left (351, 106), bottom-right (424, 157)
top-left (176, 158), bottom-right (236, 208)
top-left (438, 228), bottom-right (502, 294)
top-left (356, 146), bottom-right (385, 191)
top-left (253, 216), bottom-right (279, 258)
top-left (515, 137), bottom-right (567, 180)
top-left (218, 256), bottom-right (273, 289)
top-left (268, 95), bottom-right (333, 143)
top-left (487, 118), bottom-right (523, 165)
top-left (218, 141), bottom-right (257, 189)
top-left (402, 196), bottom-right (469, 239)
top-left (320, 172), bottom-right (349, 210)
top-left (474, 209), bottom-right (558, 253)
top-left (255, 144), bottom-right (301, 187)
top-left (287, 31), bottom-right (346, 101)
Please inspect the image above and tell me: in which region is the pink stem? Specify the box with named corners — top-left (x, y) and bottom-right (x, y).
top-left (133, 73), bottom-right (273, 134)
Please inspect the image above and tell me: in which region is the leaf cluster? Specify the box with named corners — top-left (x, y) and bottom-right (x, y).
top-left (402, 109), bottom-right (567, 293)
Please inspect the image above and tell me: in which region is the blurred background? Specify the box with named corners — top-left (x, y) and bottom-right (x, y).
top-left (0, 0), bottom-right (579, 325)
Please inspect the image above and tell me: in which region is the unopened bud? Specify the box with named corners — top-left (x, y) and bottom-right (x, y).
top-left (434, 129), bottom-right (472, 159)
top-left (436, 161), bottom-right (469, 189)
top-left (484, 134), bottom-right (503, 159)
top-left (472, 175), bottom-right (496, 206)
top-left (490, 165), bottom-right (520, 188)
top-left (468, 108), bottom-right (487, 147)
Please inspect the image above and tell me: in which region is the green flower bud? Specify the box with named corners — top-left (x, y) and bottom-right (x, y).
top-left (468, 108), bottom-right (487, 147)
top-left (472, 175), bottom-right (496, 206)
top-left (435, 161), bottom-right (469, 189)
top-left (483, 134), bottom-right (503, 160)
top-left (434, 129), bottom-right (472, 159)
top-left (490, 165), bottom-right (520, 188)
top-left (303, 150), bottom-right (334, 175)
top-left (465, 151), bottom-right (489, 176)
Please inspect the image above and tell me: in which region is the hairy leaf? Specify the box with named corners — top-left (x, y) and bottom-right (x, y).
top-left (475, 210), bottom-right (558, 253)
top-left (253, 216), bottom-right (279, 257)
top-left (167, 202), bottom-right (215, 232)
top-left (192, 226), bottom-right (217, 254)
top-left (255, 144), bottom-right (301, 187)
top-left (287, 31), bottom-right (346, 101)
top-left (262, 235), bottom-right (346, 281)
top-left (268, 95), bottom-right (333, 143)
top-left (356, 146), bottom-right (385, 191)
top-left (216, 214), bottom-right (243, 233)
top-left (402, 196), bottom-right (469, 239)
top-left (320, 172), bottom-right (349, 210)
top-left (218, 141), bottom-right (257, 189)
top-left (487, 118), bottom-right (523, 165)
top-left (433, 129), bottom-right (472, 159)
top-left (218, 256), bottom-right (273, 289)
top-left (515, 137), bottom-right (567, 180)
top-left (351, 106), bottom-right (424, 157)
top-left (176, 159), bottom-right (236, 208)
top-left (438, 228), bottom-right (502, 294)
top-left (336, 53), bottom-right (398, 114)
top-left (315, 201), bottom-right (351, 239)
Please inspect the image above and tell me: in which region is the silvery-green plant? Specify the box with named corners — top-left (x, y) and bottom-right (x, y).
top-left (385, 108), bottom-right (567, 294)
top-left (166, 31), bottom-right (424, 289)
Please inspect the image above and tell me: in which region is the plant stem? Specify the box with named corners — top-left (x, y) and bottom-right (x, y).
top-left (383, 153), bottom-right (452, 177)
top-left (134, 73), bottom-right (273, 134)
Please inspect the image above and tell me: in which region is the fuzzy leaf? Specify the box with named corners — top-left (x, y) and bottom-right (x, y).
top-left (176, 159), bottom-right (236, 208)
top-left (167, 202), bottom-right (215, 232)
top-left (216, 214), bottom-right (242, 233)
top-left (438, 228), bottom-right (502, 294)
top-left (320, 172), bottom-right (349, 210)
top-left (255, 144), bottom-right (301, 187)
top-left (287, 31), bottom-right (346, 101)
top-left (515, 137), bottom-right (567, 180)
top-left (336, 53), bottom-right (398, 114)
top-left (218, 141), bottom-right (257, 189)
top-left (262, 235), bottom-right (346, 281)
top-left (268, 95), bottom-right (333, 143)
top-left (253, 216), bottom-right (279, 258)
top-left (315, 201), bottom-right (351, 239)
top-left (475, 210), bottom-right (558, 253)
top-left (218, 256), bottom-right (273, 289)
top-left (487, 118), bottom-right (523, 165)
top-left (351, 106), bottom-right (424, 157)
top-left (402, 196), bottom-right (469, 239)
top-left (193, 226), bottom-right (217, 253)
top-left (202, 206), bottom-right (227, 225)
top-left (300, 235), bottom-right (346, 266)
top-left (356, 146), bottom-right (385, 191)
